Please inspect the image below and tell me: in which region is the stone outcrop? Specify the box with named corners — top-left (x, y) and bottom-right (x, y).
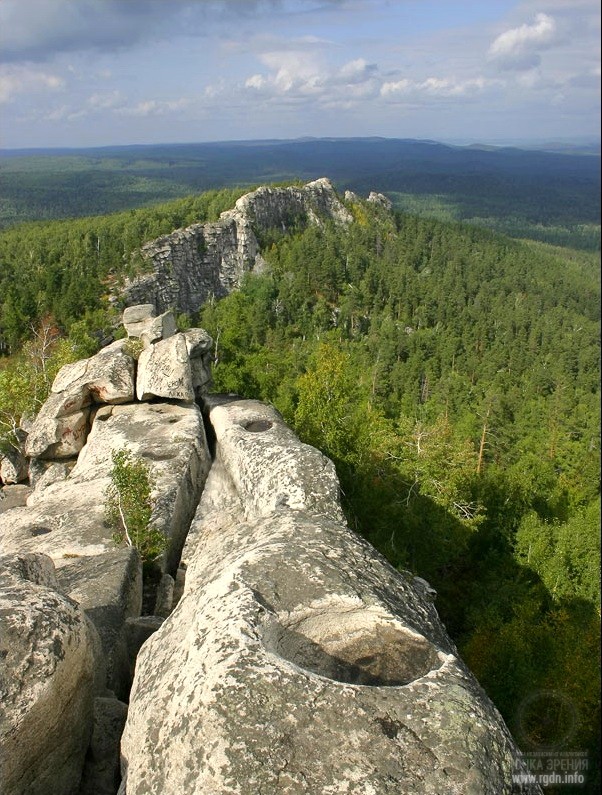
top-left (24, 339), bottom-right (136, 460)
top-left (123, 178), bottom-right (353, 314)
top-left (0, 552), bottom-right (97, 795)
top-left (121, 398), bottom-right (539, 795)
top-left (0, 308), bottom-right (213, 793)
top-left (122, 305), bottom-right (176, 343)
top-left (0, 444), bottom-right (28, 484)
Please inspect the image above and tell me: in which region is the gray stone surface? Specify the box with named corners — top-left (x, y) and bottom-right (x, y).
top-left (56, 548), bottom-right (142, 698)
top-left (0, 402), bottom-right (210, 573)
top-left (136, 333), bottom-right (195, 402)
top-left (123, 179), bottom-right (352, 314)
top-left (79, 696), bottom-right (129, 795)
top-left (183, 328), bottom-right (213, 396)
top-left (208, 398), bottom-right (345, 522)
top-left (0, 484), bottom-right (31, 514)
top-left (125, 615), bottom-right (165, 682)
top-left (123, 305), bottom-right (177, 343)
top-left (0, 445), bottom-right (28, 484)
top-left (0, 553), bottom-right (96, 795)
top-left (25, 339), bottom-right (136, 459)
top-left (121, 399), bottom-right (539, 795)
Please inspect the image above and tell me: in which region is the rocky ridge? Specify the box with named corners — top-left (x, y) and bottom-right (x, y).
top-left (122, 178), bottom-right (353, 314)
top-left (0, 299), bottom-right (539, 794)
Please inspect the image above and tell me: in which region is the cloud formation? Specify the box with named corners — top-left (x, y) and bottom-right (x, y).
top-left (0, 0), bottom-right (348, 63)
top-left (0, 64), bottom-right (64, 103)
top-left (0, 1), bottom-right (598, 147)
top-left (488, 12), bottom-right (559, 70)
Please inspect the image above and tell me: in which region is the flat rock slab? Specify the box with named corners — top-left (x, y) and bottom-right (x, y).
top-left (56, 547), bottom-right (143, 697)
top-left (137, 334), bottom-right (195, 402)
top-left (0, 402), bottom-right (209, 570)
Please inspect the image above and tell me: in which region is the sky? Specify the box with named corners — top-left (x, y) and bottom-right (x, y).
top-left (0, 0), bottom-right (600, 149)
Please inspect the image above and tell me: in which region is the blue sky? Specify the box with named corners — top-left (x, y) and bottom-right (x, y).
top-left (0, 0), bottom-right (599, 148)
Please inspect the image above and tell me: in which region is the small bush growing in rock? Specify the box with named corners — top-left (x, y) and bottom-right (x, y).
top-left (105, 448), bottom-right (166, 563)
top-left (122, 338), bottom-right (145, 360)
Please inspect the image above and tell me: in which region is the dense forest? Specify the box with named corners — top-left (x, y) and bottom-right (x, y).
top-left (0, 186), bottom-right (600, 792)
top-left (1, 138), bottom-right (599, 250)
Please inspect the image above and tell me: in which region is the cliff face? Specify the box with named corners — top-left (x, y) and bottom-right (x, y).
top-left (0, 304), bottom-right (541, 795)
top-left (123, 178), bottom-right (353, 314)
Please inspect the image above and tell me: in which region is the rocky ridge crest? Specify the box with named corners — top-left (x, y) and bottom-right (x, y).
top-left (122, 178), bottom-right (353, 314)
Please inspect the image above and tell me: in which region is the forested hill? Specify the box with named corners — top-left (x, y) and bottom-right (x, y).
top-left (1, 137), bottom-right (599, 250)
top-left (0, 187), bottom-right (600, 792)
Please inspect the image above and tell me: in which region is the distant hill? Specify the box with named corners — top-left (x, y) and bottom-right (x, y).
top-left (0, 137), bottom-right (599, 249)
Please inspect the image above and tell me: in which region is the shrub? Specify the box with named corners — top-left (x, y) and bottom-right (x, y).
top-left (105, 447), bottom-right (166, 563)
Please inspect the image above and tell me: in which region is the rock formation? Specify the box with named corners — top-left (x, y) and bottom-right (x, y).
top-left (121, 398), bottom-right (537, 794)
top-left (0, 190), bottom-right (541, 793)
top-left (122, 178), bottom-right (353, 314)
top-left (1, 307), bottom-right (213, 792)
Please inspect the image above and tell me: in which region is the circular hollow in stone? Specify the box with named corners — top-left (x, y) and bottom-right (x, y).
top-left (242, 419), bottom-right (273, 433)
top-left (264, 608), bottom-right (441, 686)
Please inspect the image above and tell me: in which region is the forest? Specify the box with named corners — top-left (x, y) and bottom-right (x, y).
top-left (0, 184), bottom-right (600, 793)
top-left (1, 137), bottom-right (599, 251)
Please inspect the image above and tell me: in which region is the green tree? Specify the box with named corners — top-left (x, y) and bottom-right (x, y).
top-left (105, 448), bottom-right (165, 564)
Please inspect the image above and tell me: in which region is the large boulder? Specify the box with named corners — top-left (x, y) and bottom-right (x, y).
top-left (121, 399), bottom-right (539, 794)
top-left (122, 305), bottom-right (177, 343)
top-left (183, 328), bottom-right (213, 397)
top-left (25, 339), bottom-right (136, 459)
top-left (2, 402), bottom-right (209, 566)
top-left (0, 553), bottom-right (96, 795)
top-left (136, 333), bottom-right (195, 402)
top-left (0, 445), bottom-right (28, 484)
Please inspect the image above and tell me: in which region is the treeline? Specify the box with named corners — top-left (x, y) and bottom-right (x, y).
top-left (198, 202), bottom-right (600, 791)
top-left (1, 138), bottom-right (599, 251)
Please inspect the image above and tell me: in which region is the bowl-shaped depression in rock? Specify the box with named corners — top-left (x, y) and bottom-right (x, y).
top-left (264, 607), bottom-right (442, 686)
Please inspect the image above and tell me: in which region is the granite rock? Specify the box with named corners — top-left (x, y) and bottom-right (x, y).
top-left (0, 553), bottom-right (96, 795)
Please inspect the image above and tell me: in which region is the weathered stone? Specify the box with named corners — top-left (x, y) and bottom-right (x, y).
top-left (137, 333), bottom-right (195, 402)
top-left (25, 397), bottom-right (91, 459)
top-left (24, 340), bottom-right (136, 459)
top-left (153, 572), bottom-right (175, 618)
top-left (367, 190), bottom-right (393, 211)
top-left (55, 547), bottom-right (143, 698)
top-left (79, 696), bottom-right (129, 795)
top-left (123, 305), bottom-right (177, 343)
top-left (123, 178), bottom-right (352, 314)
top-left (51, 339), bottom-right (136, 403)
top-left (0, 484), bottom-right (32, 514)
top-left (1, 401), bottom-right (210, 575)
top-left (207, 397), bottom-right (345, 522)
top-left (0, 445), bottom-right (28, 484)
top-left (125, 615), bottom-right (165, 678)
top-left (0, 553), bottom-right (96, 795)
top-left (122, 399), bottom-right (539, 794)
top-left (123, 304), bottom-right (156, 326)
top-left (26, 461), bottom-right (72, 506)
top-left (183, 328), bottom-right (214, 395)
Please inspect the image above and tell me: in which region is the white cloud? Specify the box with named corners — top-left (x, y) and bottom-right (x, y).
top-left (243, 52), bottom-right (381, 106)
top-left (0, 65), bottom-right (64, 103)
top-left (381, 76), bottom-right (494, 100)
top-left (488, 13), bottom-right (559, 70)
top-left (118, 98), bottom-right (191, 117)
